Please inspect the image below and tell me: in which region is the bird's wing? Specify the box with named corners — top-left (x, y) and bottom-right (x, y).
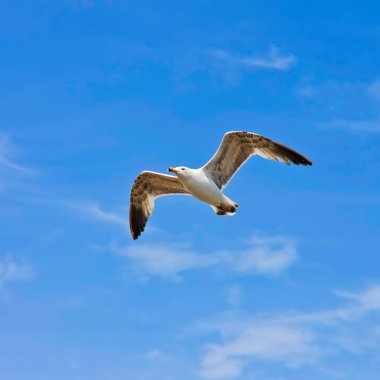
top-left (129, 171), bottom-right (189, 240)
top-left (203, 131), bottom-right (312, 189)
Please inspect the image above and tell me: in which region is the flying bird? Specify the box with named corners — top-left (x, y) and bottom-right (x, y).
top-left (129, 131), bottom-right (312, 240)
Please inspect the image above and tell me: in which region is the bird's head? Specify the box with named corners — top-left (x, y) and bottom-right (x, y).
top-left (168, 166), bottom-right (190, 177)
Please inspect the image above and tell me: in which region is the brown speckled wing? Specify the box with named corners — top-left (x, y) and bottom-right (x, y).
top-left (203, 131), bottom-right (312, 189)
top-left (129, 171), bottom-right (189, 240)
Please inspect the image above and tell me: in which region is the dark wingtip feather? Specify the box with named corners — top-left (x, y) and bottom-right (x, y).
top-left (129, 203), bottom-right (146, 241)
top-left (273, 141), bottom-right (313, 167)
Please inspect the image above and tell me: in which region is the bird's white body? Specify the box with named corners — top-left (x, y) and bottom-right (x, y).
top-left (173, 167), bottom-right (238, 214)
top-left (176, 168), bottom-right (224, 206)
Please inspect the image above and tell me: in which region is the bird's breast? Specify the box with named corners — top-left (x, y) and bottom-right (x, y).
top-left (180, 174), bottom-right (223, 206)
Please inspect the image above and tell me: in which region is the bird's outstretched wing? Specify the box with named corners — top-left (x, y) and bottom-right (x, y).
top-left (203, 131), bottom-right (312, 189)
top-left (129, 171), bottom-right (189, 240)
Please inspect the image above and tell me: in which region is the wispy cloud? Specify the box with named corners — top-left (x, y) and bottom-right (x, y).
top-left (225, 285), bottom-right (243, 308)
top-left (114, 234), bottom-right (297, 280)
top-left (63, 200), bottom-right (129, 229)
top-left (228, 235), bottom-right (297, 275)
top-left (368, 78), bottom-right (380, 102)
top-left (0, 133), bottom-right (34, 174)
top-left (295, 78), bottom-right (366, 100)
top-left (144, 348), bottom-right (172, 362)
top-left (209, 45), bottom-right (297, 71)
top-left (319, 118), bottom-right (380, 133)
top-left (297, 78), bottom-right (380, 133)
top-left (200, 325), bottom-right (317, 379)
top-left (194, 284), bottom-right (380, 379)
top-left (0, 256), bottom-right (35, 291)
top-left (117, 242), bottom-right (213, 280)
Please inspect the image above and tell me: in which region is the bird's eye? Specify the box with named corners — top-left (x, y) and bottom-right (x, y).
top-left (182, 168), bottom-right (185, 171)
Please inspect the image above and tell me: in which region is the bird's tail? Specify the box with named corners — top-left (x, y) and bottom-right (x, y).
top-left (210, 196), bottom-right (239, 216)
top-left (210, 205), bottom-right (235, 216)
top-left (224, 195), bottom-right (239, 209)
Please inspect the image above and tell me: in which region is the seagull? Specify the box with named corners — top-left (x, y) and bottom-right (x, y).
top-left (129, 131), bottom-right (312, 240)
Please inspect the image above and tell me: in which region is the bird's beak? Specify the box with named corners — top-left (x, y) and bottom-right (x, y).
top-left (168, 167), bottom-right (178, 173)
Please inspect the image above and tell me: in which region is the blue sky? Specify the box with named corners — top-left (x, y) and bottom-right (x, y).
top-left (1, 1), bottom-right (380, 379)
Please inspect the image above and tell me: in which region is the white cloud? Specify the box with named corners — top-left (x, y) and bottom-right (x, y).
top-left (295, 84), bottom-right (317, 98)
top-left (339, 284), bottom-right (380, 311)
top-left (64, 200), bottom-right (129, 229)
top-left (210, 45), bottom-right (297, 71)
top-left (200, 325), bottom-right (317, 379)
top-left (225, 285), bottom-right (242, 308)
top-left (368, 78), bottom-right (380, 102)
top-left (0, 133), bottom-right (34, 174)
top-left (144, 349), bottom-right (163, 360)
top-left (296, 78), bottom-right (380, 133)
top-left (227, 235), bottom-right (297, 275)
top-left (143, 348), bottom-right (172, 362)
top-left (118, 243), bottom-right (214, 280)
top-left (195, 283), bottom-right (380, 379)
top-left (115, 234), bottom-right (297, 279)
top-left (319, 118), bottom-right (380, 133)
top-left (0, 257), bottom-right (35, 291)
